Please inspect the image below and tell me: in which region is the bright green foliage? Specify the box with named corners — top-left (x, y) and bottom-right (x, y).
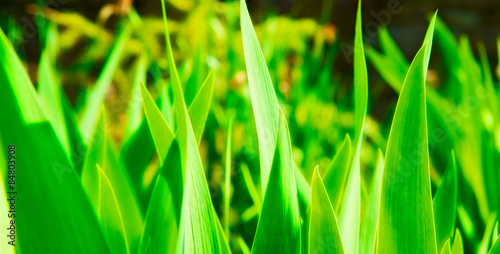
top-left (323, 134), bottom-right (352, 212)
top-left (1, 0), bottom-right (499, 253)
top-left (434, 152), bottom-right (458, 253)
top-left (360, 149), bottom-right (384, 254)
top-left (378, 44), bottom-right (437, 253)
top-left (309, 167), bottom-right (344, 254)
top-left (252, 111), bottom-right (301, 253)
top-left (338, 2), bottom-right (367, 253)
top-left (0, 28), bottom-right (111, 253)
top-left (240, 0), bottom-right (280, 193)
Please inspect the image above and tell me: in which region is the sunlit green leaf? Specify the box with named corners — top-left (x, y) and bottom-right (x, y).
top-left (252, 111), bottom-right (301, 253)
top-left (360, 149), bottom-right (384, 254)
top-left (378, 44), bottom-right (437, 253)
top-left (309, 167), bottom-right (344, 254)
top-left (434, 151), bottom-right (458, 253)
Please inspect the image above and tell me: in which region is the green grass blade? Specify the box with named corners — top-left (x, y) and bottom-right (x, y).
top-left (159, 2), bottom-right (227, 251)
top-left (338, 2), bottom-right (367, 253)
top-left (240, 0), bottom-right (280, 193)
top-left (451, 229), bottom-right (464, 254)
top-left (422, 12), bottom-right (437, 76)
top-left (225, 117), bottom-right (234, 237)
top-left (479, 214), bottom-right (498, 254)
top-left (440, 239), bottom-right (452, 254)
top-left (188, 67), bottom-right (215, 145)
top-left (140, 83), bottom-right (175, 164)
top-left (78, 23), bottom-right (132, 141)
top-left (0, 29), bottom-right (46, 123)
top-left (138, 176), bottom-right (178, 254)
top-left (309, 167), bottom-right (345, 254)
top-left (323, 134), bottom-right (352, 212)
top-left (125, 55), bottom-right (148, 139)
top-left (252, 111), bottom-right (301, 253)
top-left (433, 151), bottom-right (458, 253)
top-left (377, 44), bottom-right (437, 253)
top-left (378, 27), bottom-right (409, 75)
top-left (81, 112), bottom-right (144, 253)
top-left (38, 24), bottom-right (70, 155)
top-left (360, 149), bottom-right (384, 254)
top-left (96, 164), bottom-right (130, 254)
top-left (489, 238), bottom-right (500, 254)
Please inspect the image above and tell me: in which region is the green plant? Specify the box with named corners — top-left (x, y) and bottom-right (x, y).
top-left (0, 0), bottom-right (499, 253)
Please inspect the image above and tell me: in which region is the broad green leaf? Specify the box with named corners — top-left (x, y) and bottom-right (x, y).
top-left (0, 28), bottom-right (110, 253)
top-left (323, 134), bottom-right (352, 212)
top-left (433, 151), bottom-right (458, 253)
top-left (338, 2), bottom-right (367, 253)
top-left (309, 167), bottom-right (344, 254)
top-left (252, 111), bottom-right (301, 253)
top-left (240, 0), bottom-right (280, 192)
top-left (79, 23), bottom-right (132, 141)
top-left (451, 229), bottom-right (464, 254)
top-left (440, 239), bottom-right (452, 254)
top-left (377, 44), bottom-right (437, 254)
top-left (360, 149), bottom-right (384, 254)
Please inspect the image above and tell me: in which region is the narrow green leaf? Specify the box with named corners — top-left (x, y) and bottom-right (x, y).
top-left (338, 2), bottom-right (367, 253)
top-left (225, 117), bottom-right (234, 237)
top-left (323, 134), bottom-right (352, 212)
top-left (125, 54), bottom-right (148, 139)
top-left (489, 237), bottom-right (500, 254)
top-left (79, 24), bottom-right (132, 141)
top-left (140, 83), bottom-right (175, 164)
top-left (433, 151), bottom-right (458, 253)
top-left (159, 2), bottom-right (228, 251)
top-left (81, 112), bottom-right (144, 253)
top-left (0, 28), bottom-right (46, 123)
top-left (440, 239), bottom-right (452, 254)
top-left (240, 0), bottom-right (280, 192)
top-left (188, 67), bottom-right (215, 145)
top-left (377, 44), bottom-right (437, 253)
top-left (138, 175), bottom-right (178, 254)
top-left (360, 149), bottom-right (384, 254)
top-left (451, 229), bottom-right (464, 254)
top-left (252, 111), bottom-right (301, 253)
top-left (378, 26), bottom-right (409, 75)
top-left (96, 164), bottom-right (130, 254)
top-left (309, 167), bottom-right (344, 254)
top-left (38, 24), bottom-right (70, 154)
top-left (479, 213), bottom-right (498, 254)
